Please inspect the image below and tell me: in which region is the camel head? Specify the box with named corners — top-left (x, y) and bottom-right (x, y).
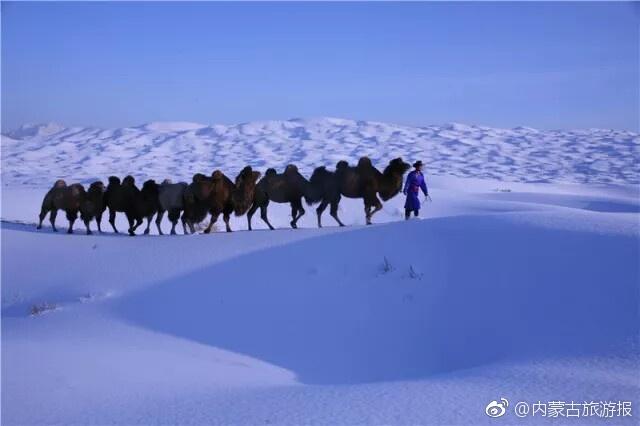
top-left (232, 166), bottom-right (261, 216)
top-left (379, 157), bottom-right (411, 201)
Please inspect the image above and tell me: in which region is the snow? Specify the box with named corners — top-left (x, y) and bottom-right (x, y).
top-left (1, 119), bottom-right (639, 424)
top-left (2, 118), bottom-right (639, 187)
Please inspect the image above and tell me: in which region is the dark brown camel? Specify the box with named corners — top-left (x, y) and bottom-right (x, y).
top-left (247, 164), bottom-right (314, 230)
top-left (79, 181), bottom-right (107, 234)
top-left (37, 180), bottom-right (86, 233)
top-left (305, 166), bottom-right (345, 227)
top-left (104, 175), bottom-right (143, 236)
top-left (334, 157), bottom-right (410, 225)
top-left (133, 179), bottom-right (161, 235)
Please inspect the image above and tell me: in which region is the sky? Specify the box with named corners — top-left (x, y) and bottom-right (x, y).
top-left (1, 1), bottom-right (638, 131)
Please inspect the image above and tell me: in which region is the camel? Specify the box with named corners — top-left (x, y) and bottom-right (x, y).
top-left (247, 164), bottom-right (314, 230)
top-left (200, 170), bottom-right (236, 234)
top-left (183, 168), bottom-right (262, 234)
top-left (132, 179), bottom-right (161, 235)
top-left (155, 179), bottom-right (188, 235)
top-left (231, 166), bottom-right (261, 217)
top-left (79, 181), bottom-right (107, 234)
top-left (305, 166), bottom-right (345, 227)
top-left (37, 180), bottom-right (86, 233)
top-left (104, 175), bottom-right (142, 236)
top-left (334, 157), bottom-right (410, 225)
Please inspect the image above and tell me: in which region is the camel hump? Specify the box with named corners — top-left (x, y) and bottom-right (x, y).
top-left (336, 160), bottom-right (349, 171)
top-left (265, 168), bottom-right (277, 177)
top-left (211, 170), bottom-right (224, 180)
top-left (70, 184), bottom-right (84, 197)
top-left (89, 181), bottom-right (104, 191)
top-left (192, 173), bottom-right (207, 183)
top-left (53, 179), bottom-right (67, 188)
top-left (123, 175), bottom-right (135, 186)
top-left (108, 176), bottom-right (121, 186)
top-left (284, 164), bottom-right (298, 175)
top-left (311, 166), bottom-right (328, 180)
top-left (357, 157), bottom-right (373, 169)
top-left (143, 179), bottom-right (156, 189)
top-left (240, 166), bottom-right (253, 175)
top-left (162, 178), bottom-right (172, 185)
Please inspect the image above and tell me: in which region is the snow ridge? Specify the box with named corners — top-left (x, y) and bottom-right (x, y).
top-left (2, 118), bottom-right (638, 186)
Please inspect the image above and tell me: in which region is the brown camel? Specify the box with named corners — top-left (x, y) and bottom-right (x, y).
top-left (334, 157), bottom-right (410, 225)
top-left (231, 166), bottom-right (262, 217)
top-left (37, 180), bottom-right (86, 233)
top-left (182, 174), bottom-right (208, 234)
top-left (247, 164), bottom-right (314, 230)
top-left (79, 181), bottom-right (107, 234)
top-left (132, 179), bottom-right (161, 235)
top-left (183, 168), bottom-right (261, 234)
top-left (305, 166), bottom-right (345, 227)
top-left (104, 175), bottom-right (143, 236)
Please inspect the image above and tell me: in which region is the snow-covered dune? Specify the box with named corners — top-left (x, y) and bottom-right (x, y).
top-left (2, 118), bottom-right (639, 186)
top-left (2, 178), bottom-right (639, 424)
top-left (1, 118), bottom-right (638, 424)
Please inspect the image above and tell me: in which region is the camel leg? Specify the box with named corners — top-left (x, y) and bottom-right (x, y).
top-left (330, 199), bottom-right (345, 227)
top-left (167, 210), bottom-right (180, 235)
top-left (66, 210), bottom-right (78, 234)
top-left (369, 198), bottom-right (383, 221)
top-left (316, 200), bottom-right (329, 228)
top-left (50, 209), bottom-right (59, 232)
top-left (364, 197), bottom-right (383, 225)
top-left (143, 216), bottom-right (152, 235)
top-left (290, 204), bottom-right (298, 229)
top-left (247, 203), bottom-right (259, 231)
top-left (260, 202), bottom-right (275, 230)
top-left (203, 212), bottom-right (219, 234)
top-left (155, 210), bottom-right (165, 235)
top-left (109, 208), bottom-right (119, 233)
top-left (131, 215), bottom-right (144, 233)
top-left (84, 219), bottom-right (92, 235)
top-left (363, 191), bottom-right (382, 225)
top-left (37, 206), bottom-right (50, 230)
top-left (96, 212), bottom-right (104, 233)
top-left (291, 199), bottom-right (305, 228)
top-left (126, 212), bottom-right (137, 236)
top-left (223, 212), bottom-right (232, 232)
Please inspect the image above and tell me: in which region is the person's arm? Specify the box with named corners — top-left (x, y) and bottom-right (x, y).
top-left (420, 177), bottom-right (428, 196)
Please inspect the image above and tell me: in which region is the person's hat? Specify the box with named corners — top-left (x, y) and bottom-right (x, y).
top-left (413, 160), bottom-right (423, 168)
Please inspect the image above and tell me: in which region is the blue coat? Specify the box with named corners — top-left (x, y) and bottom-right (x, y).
top-left (403, 170), bottom-right (428, 210)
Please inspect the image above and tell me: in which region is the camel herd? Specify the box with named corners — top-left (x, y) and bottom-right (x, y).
top-left (36, 157), bottom-right (411, 235)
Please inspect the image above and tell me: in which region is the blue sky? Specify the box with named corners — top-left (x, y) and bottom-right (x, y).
top-left (2, 1), bottom-right (638, 131)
